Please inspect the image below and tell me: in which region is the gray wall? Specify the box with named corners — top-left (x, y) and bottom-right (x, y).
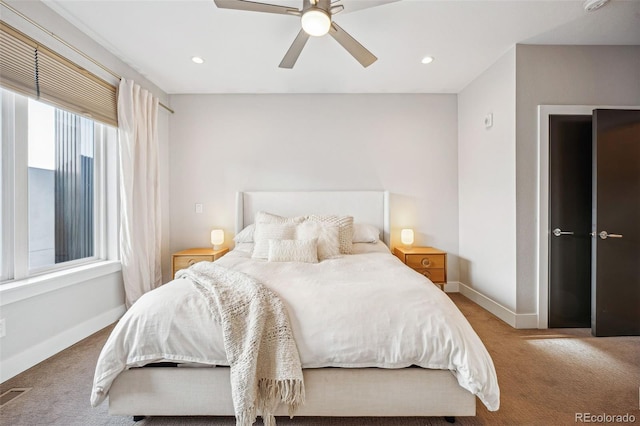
top-left (458, 48), bottom-right (517, 311)
top-left (515, 45), bottom-right (640, 314)
top-left (457, 44), bottom-right (639, 325)
top-left (168, 94), bottom-right (461, 281)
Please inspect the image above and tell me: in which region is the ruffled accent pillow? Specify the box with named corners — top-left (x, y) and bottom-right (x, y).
top-left (268, 239), bottom-right (318, 263)
top-left (307, 215), bottom-right (354, 254)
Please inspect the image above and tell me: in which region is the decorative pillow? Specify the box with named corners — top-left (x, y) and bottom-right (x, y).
top-left (233, 213), bottom-right (304, 243)
top-left (233, 224), bottom-right (255, 243)
top-left (255, 211), bottom-right (306, 225)
top-left (296, 221), bottom-right (340, 260)
top-left (307, 215), bottom-right (354, 254)
top-left (268, 239), bottom-right (318, 263)
top-left (352, 223), bottom-right (380, 243)
top-left (252, 223), bottom-right (296, 259)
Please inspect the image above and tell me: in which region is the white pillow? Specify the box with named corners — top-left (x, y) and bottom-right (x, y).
top-left (307, 215), bottom-right (354, 254)
top-left (233, 224), bottom-right (255, 243)
top-left (255, 211), bottom-right (306, 225)
top-left (233, 215), bottom-right (304, 243)
top-left (233, 242), bottom-right (254, 255)
top-left (296, 221), bottom-right (340, 260)
top-left (352, 223), bottom-right (380, 243)
top-left (268, 239), bottom-right (318, 263)
top-left (351, 241), bottom-right (391, 254)
top-left (252, 223), bottom-right (296, 260)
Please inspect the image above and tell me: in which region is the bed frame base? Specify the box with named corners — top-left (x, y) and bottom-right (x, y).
top-left (132, 415), bottom-right (457, 422)
top-left (109, 367), bottom-right (475, 418)
top-left (133, 415), bottom-right (457, 422)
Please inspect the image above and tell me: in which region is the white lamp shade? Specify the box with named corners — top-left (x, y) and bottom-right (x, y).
top-left (301, 9), bottom-right (331, 36)
top-left (210, 229), bottom-right (224, 246)
top-left (400, 229), bottom-right (414, 245)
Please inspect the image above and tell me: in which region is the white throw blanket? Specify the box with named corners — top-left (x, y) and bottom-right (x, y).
top-left (176, 262), bottom-right (305, 426)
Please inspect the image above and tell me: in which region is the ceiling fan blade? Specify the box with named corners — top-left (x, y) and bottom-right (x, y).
top-left (338, 0), bottom-right (401, 15)
top-left (328, 22), bottom-right (377, 67)
top-left (213, 0), bottom-right (300, 16)
top-left (279, 29), bottom-right (310, 69)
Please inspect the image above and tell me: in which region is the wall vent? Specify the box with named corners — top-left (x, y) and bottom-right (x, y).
top-left (0, 388), bottom-right (32, 407)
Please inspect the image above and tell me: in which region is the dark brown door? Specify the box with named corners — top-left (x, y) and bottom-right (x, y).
top-left (548, 115), bottom-right (593, 327)
top-left (592, 109), bottom-right (640, 337)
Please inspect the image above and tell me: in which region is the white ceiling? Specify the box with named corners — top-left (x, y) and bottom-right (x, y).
top-left (43, 0), bottom-right (640, 94)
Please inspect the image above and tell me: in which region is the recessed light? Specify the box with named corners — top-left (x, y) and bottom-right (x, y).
top-left (421, 56), bottom-right (434, 65)
top-left (191, 56), bottom-right (205, 64)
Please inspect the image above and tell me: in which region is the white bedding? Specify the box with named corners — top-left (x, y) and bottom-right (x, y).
top-left (91, 243), bottom-right (500, 411)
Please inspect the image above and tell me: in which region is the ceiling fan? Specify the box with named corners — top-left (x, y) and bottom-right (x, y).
top-left (213, 0), bottom-right (398, 68)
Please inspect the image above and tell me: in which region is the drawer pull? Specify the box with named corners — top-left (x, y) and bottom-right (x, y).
top-left (188, 259), bottom-right (196, 266)
top-left (421, 258), bottom-right (431, 267)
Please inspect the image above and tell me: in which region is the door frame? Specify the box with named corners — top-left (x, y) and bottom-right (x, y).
top-left (536, 105), bottom-right (639, 329)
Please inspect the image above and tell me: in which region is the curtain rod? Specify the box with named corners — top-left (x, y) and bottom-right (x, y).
top-left (0, 0), bottom-right (175, 114)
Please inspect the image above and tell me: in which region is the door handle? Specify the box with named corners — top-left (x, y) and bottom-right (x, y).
top-left (598, 231), bottom-right (623, 239)
top-left (552, 228), bottom-right (574, 237)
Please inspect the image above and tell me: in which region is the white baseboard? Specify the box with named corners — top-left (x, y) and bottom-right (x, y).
top-left (458, 282), bottom-right (538, 329)
top-left (0, 304), bottom-right (125, 383)
top-left (443, 281), bottom-right (460, 293)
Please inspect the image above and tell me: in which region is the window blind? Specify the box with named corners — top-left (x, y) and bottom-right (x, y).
top-left (0, 21), bottom-right (117, 127)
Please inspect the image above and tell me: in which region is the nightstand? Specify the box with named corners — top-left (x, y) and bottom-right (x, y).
top-left (171, 247), bottom-right (229, 278)
top-left (394, 246), bottom-right (447, 291)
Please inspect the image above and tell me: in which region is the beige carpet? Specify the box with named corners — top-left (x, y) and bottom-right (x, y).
top-left (1, 293), bottom-right (638, 425)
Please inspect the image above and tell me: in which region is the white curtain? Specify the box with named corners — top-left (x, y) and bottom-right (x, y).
top-left (118, 78), bottom-right (162, 308)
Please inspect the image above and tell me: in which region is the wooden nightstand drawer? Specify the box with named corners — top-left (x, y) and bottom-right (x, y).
top-left (405, 254), bottom-right (446, 270)
top-left (414, 268), bottom-right (446, 283)
top-left (172, 248), bottom-right (229, 278)
top-left (394, 246), bottom-right (448, 290)
top-left (173, 255), bottom-right (212, 272)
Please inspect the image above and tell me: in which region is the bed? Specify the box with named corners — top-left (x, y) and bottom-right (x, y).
top-left (93, 191), bottom-right (499, 422)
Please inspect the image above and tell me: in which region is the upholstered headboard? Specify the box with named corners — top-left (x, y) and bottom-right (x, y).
top-left (236, 191), bottom-right (390, 246)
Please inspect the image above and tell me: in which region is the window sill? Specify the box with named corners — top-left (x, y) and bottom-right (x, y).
top-left (0, 261), bottom-right (122, 306)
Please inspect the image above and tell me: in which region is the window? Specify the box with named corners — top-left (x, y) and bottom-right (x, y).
top-left (29, 99), bottom-right (96, 269)
top-left (0, 21), bottom-right (118, 285)
top-left (1, 88), bottom-right (116, 282)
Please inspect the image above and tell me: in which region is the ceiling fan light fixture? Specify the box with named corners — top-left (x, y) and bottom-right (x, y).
top-left (583, 0), bottom-right (610, 11)
top-left (301, 8), bottom-right (331, 36)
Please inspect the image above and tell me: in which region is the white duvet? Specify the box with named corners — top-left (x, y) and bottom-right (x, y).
top-left (91, 243), bottom-right (500, 411)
